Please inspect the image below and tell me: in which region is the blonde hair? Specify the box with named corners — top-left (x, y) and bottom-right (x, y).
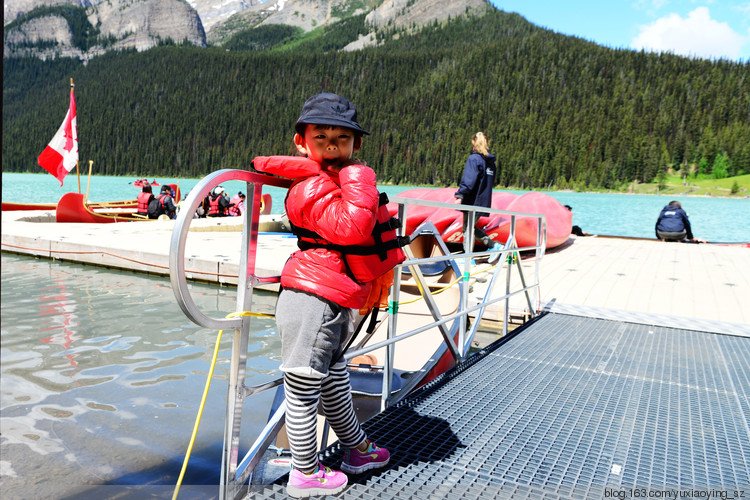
top-left (472, 132), bottom-right (489, 156)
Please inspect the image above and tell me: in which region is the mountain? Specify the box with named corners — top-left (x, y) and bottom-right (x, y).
top-left (4, 0), bottom-right (206, 60)
top-left (206, 0), bottom-right (488, 46)
top-left (4, 0), bottom-right (488, 58)
top-left (185, 0), bottom-right (260, 33)
top-left (206, 0), bottom-right (373, 45)
top-left (3, 0), bottom-right (91, 23)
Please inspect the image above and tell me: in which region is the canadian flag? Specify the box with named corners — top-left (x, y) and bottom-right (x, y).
top-left (38, 85), bottom-right (78, 185)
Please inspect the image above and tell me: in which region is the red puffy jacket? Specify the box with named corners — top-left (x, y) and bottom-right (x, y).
top-left (253, 156), bottom-right (379, 309)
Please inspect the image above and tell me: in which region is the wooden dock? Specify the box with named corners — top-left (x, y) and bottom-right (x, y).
top-left (2, 210), bottom-right (748, 332)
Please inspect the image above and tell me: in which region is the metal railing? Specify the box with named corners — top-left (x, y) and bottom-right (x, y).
top-left (168, 170), bottom-right (546, 500)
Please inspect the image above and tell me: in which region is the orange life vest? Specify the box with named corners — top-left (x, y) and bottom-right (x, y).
top-left (208, 195), bottom-right (222, 216)
top-left (137, 191), bottom-right (153, 214)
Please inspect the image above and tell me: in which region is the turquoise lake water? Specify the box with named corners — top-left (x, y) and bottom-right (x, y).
top-left (2, 172), bottom-right (749, 242)
top-left (1, 253), bottom-right (279, 498)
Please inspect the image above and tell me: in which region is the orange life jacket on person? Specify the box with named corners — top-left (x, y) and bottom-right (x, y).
top-left (208, 195), bottom-right (222, 216)
top-left (137, 191), bottom-right (153, 214)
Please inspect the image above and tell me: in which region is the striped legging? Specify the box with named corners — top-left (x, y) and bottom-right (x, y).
top-left (284, 363), bottom-right (366, 472)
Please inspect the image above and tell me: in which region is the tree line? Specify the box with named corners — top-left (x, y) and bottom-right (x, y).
top-left (3, 9), bottom-right (749, 190)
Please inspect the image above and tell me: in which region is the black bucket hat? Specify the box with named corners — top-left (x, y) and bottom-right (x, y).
top-left (294, 93), bottom-right (369, 135)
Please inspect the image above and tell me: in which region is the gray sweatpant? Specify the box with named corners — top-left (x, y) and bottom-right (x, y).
top-left (276, 288), bottom-right (353, 377)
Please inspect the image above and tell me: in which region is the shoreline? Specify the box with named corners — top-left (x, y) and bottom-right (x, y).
top-left (4, 171), bottom-right (750, 201)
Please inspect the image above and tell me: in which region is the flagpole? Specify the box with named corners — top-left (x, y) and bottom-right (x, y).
top-left (71, 78), bottom-right (81, 194)
top-left (86, 160), bottom-right (93, 202)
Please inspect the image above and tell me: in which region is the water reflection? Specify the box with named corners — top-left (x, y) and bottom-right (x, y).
top-left (0, 254), bottom-right (281, 499)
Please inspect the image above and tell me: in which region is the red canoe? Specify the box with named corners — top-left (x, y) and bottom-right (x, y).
top-left (393, 189), bottom-right (571, 250)
top-left (442, 191), bottom-right (518, 244)
top-left (485, 192), bottom-right (572, 249)
top-left (387, 188), bottom-right (458, 235)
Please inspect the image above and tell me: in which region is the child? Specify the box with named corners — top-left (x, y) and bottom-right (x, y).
top-left (253, 93), bottom-right (395, 498)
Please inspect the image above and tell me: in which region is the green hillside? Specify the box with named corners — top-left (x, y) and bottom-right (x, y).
top-left (3, 8), bottom-right (749, 194)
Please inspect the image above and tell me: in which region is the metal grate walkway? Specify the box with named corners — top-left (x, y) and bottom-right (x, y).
top-left (251, 312), bottom-right (750, 499)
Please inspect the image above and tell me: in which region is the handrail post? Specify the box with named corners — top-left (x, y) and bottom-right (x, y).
top-left (534, 216), bottom-right (545, 313)
top-left (221, 179), bottom-right (268, 500)
top-left (382, 203), bottom-right (406, 411)
top-left (459, 209), bottom-right (475, 359)
top-left (168, 169), bottom-right (291, 500)
top-left (503, 216), bottom-right (517, 337)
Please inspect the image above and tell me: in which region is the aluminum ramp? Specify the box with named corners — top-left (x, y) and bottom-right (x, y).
top-left (247, 312), bottom-right (750, 499)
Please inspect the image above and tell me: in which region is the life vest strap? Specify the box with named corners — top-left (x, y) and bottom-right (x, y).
top-left (295, 235), bottom-right (409, 257)
top-left (288, 191), bottom-right (408, 263)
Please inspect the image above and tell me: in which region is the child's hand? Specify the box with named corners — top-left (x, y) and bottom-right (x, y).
top-left (358, 269), bottom-right (394, 315)
top-left (324, 158), bottom-right (365, 172)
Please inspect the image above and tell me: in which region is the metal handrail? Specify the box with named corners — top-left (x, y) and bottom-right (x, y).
top-left (169, 169), bottom-right (291, 500)
top-left (169, 175), bottom-right (546, 500)
top-left (169, 169), bottom-right (291, 330)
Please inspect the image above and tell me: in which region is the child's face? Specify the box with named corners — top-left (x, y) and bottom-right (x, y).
top-left (294, 124), bottom-right (362, 169)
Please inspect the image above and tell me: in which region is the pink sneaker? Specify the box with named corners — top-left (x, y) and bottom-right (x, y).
top-left (286, 463), bottom-right (348, 498)
top-left (341, 439), bottom-right (390, 474)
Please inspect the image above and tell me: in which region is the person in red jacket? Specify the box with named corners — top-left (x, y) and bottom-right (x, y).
top-left (253, 93), bottom-right (393, 498)
top-left (207, 186), bottom-right (230, 216)
top-left (136, 183), bottom-right (153, 216)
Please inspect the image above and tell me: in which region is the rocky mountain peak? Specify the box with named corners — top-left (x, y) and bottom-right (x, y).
top-left (4, 0), bottom-right (490, 59)
top-left (4, 0), bottom-right (206, 60)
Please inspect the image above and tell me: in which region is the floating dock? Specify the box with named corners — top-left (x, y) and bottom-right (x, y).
top-left (2, 210), bottom-right (748, 328)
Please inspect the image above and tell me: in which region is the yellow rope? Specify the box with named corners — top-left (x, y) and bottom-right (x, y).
top-left (171, 311), bottom-right (268, 500)
top-left (397, 262), bottom-right (499, 306)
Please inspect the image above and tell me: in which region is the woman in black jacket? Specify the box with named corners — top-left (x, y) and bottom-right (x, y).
top-left (454, 132), bottom-right (501, 262)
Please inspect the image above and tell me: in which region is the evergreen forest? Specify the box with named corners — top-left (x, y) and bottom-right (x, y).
top-left (3, 8), bottom-right (749, 190)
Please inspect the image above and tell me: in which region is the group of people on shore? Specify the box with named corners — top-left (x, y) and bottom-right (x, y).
top-left (193, 187), bottom-right (246, 218)
top-left (136, 182), bottom-right (245, 219)
top-left (135, 182), bottom-right (178, 220)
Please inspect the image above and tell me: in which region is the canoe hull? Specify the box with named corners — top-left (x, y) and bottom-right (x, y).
top-left (1, 202), bottom-right (58, 211)
top-left (389, 188), bottom-right (459, 235)
top-left (56, 193), bottom-right (142, 223)
top-left (396, 188), bottom-right (572, 249)
top-left (486, 192), bottom-right (572, 249)
top-left (442, 191), bottom-right (518, 244)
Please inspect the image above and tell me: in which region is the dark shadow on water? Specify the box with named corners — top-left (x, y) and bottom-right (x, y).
top-left (57, 445), bottom-right (223, 500)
